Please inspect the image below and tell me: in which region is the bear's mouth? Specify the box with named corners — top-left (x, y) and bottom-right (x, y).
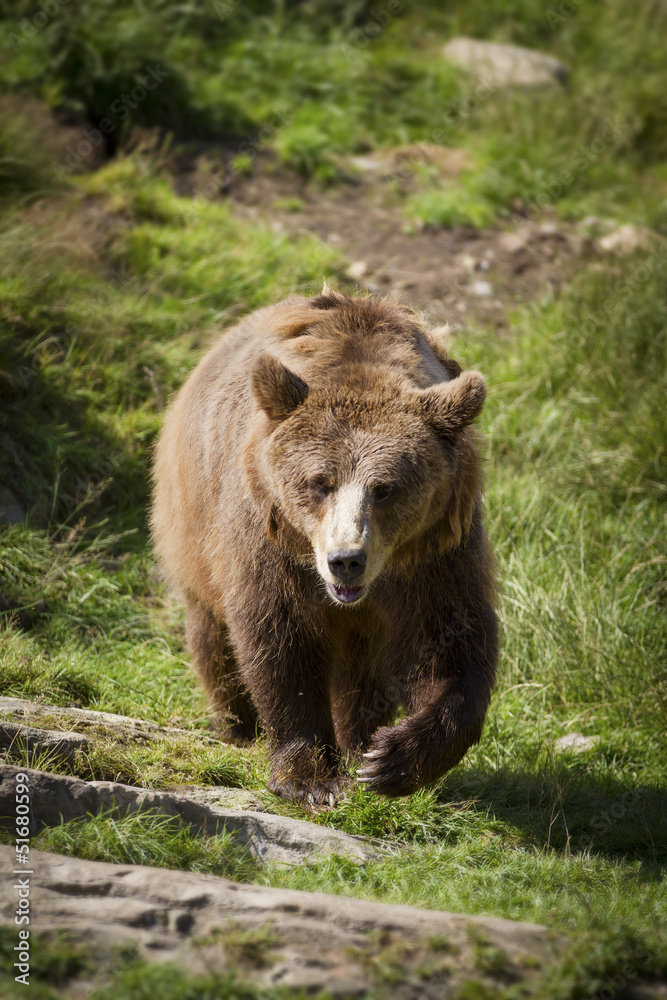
top-left (328, 582), bottom-right (367, 605)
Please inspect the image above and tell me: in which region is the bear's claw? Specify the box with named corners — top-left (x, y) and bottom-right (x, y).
top-left (268, 771), bottom-right (353, 809)
top-left (354, 726), bottom-right (422, 796)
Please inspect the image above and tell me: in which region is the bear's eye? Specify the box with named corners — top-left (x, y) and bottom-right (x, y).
top-left (306, 476), bottom-right (334, 499)
top-left (372, 483), bottom-right (396, 504)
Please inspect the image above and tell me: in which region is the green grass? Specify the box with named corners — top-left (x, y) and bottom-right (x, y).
top-left (1, 167), bottom-right (664, 990)
top-left (28, 810), bottom-right (260, 881)
top-left (0, 153), bottom-right (343, 530)
top-left (2, 2), bottom-right (666, 221)
top-left (0, 3), bottom-right (665, 997)
top-left (406, 184), bottom-right (498, 229)
top-left (89, 964), bottom-right (319, 1000)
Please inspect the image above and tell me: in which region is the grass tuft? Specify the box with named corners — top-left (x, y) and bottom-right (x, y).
top-left (26, 810), bottom-right (261, 883)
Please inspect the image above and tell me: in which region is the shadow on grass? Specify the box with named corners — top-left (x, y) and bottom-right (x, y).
top-left (0, 314), bottom-right (154, 536)
top-left (438, 763), bottom-right (667, 866)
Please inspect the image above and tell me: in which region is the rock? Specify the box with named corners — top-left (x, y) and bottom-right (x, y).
top-left (349, 145), bottom-right (470, 181)
top-left (579, 215), bottom-right (601, 232)
top-left (597, 224), bottom-right (655, 255)
top-left (0, 722), bottom-right (90, 763)
top-left (538, 221), bottom-right (562, 238)
top-left (499, 222), bottom-right (542, 250)
top-left (442, 38), bottom-right (568, 88)
top-left (468, 280), bottom-right (493, 297)
top-left (554, 733), bottom-right (601, 754)
top-left (0, 695), bottom-right (231, 747)
top-left (0, 765), bottom-right (376, 865)
top-left (456, 251), bottom-right (476, 275)
top-left (348, 154), bottom-right (383, 173)
top-left (346, 260), bottom-right (368, 280)
top-left (498, 232), bottom-right (526, 254)
top-left (0, 844), bottom-right (554, 998)
top-left (176, 784), bottom-right (271, 813)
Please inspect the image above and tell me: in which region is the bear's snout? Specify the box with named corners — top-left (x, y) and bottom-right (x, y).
top-left (327, 547), bottom-right (367, 581)
top-left (326, 546), bottom-right (369, 605)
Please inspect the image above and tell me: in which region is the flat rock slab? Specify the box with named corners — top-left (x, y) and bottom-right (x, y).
top-left (0, 845), bottom-right (554, 998)
top-left (442, 37), bottom-right (568, 88)
top-left (0, 695), bottom-right (229, 747)
top-left (0, 765), bottom-right (375, 865)
top-left (174, 782), bottom-right (271, 813)
top-left (0, 721), bottom-right (91, 763)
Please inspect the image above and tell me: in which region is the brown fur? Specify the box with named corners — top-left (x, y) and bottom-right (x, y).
top-left (151, 290), bottom-right (498, 803)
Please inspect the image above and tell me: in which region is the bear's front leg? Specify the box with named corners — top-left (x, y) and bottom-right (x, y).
top-left (227, 598), bottom-right (352, 806)
top-left (357, 610), bottom-right (497, 797)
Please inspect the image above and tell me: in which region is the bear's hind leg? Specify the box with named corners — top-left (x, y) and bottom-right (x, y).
top-left (185, 599), bottom-right (259, 744)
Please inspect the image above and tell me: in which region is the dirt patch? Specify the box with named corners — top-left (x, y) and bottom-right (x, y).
top-left (5, 91), bottom-right (596, 332)
top-left (172, 148), bottom-right (595, 330)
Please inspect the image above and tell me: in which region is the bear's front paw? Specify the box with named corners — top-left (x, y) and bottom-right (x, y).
top-left (356, 726), bottom-right (424, 797)
top-left (269, 740), bottom-right (353, 808)
top-left (268, 770), bottom-right (353, 808)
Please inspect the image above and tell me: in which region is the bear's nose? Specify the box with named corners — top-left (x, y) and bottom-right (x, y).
top-left (327, 547), bottom-right (367, 581)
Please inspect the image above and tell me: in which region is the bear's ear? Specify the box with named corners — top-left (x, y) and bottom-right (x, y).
top-left (416, 370), bottom-right (486, 437)
top-left (251, 353), bottom-right (309, 422)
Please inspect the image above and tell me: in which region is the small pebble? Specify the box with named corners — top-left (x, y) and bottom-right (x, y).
top-left (346, 260), bottom-right (368, 280)
top-left (469, 280), bottom-right (493, 297)
top-left (554, 732), bottom-right (600, 754)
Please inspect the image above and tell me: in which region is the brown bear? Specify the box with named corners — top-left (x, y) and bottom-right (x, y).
top-left (151, 288), bottom-right (498, 805)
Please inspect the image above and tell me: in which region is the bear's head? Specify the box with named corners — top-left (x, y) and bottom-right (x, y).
top-left (248, 353), bottom-right (486, 607)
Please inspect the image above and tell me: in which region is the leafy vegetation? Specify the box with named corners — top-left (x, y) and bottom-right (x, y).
top-left (2, 0), bottom-right (665, 220)
top-left (0, 1), bottom-right (665, 998)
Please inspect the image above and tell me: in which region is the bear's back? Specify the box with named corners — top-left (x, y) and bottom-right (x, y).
top-left (270, 293), bottom-right (458, 392)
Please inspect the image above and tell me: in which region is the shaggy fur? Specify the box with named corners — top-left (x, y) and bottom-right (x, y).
top-left (151, 290), bottom-right (498, 803)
